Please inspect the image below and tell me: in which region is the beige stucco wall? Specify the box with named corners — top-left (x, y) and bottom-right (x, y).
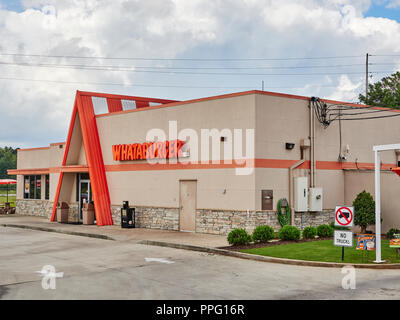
top-left (316, 170), bottom-right (345, 209)
top-left (17, 144), bottom-right (64, 171)
top-left (255, 90), bottom-right (400, 164)
top-left (107, 169), bottom-right (255, 210)
top-left (97, 94), bottom-right (256, 165)
top-left (254, 92), bottom-right (400, 216)
top-left (336, 116), bottom-right (400, 165)
top-left (255, 94), bottom-right (309, 160)
top-left (17, 148), bottom-right (50, 169)
top-left (49, 144), bottom-right (65, 167)
top-left (97, 94), bottom-right (257, 210)
top-left (254, 168), bottom-right (290, 211)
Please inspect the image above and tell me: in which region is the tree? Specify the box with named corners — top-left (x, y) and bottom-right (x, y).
top-left (353, 190), bottom-right (375, 234)
top-left (0, 147), bottom-right (17, 179)
top-left (359, 72), bottom-right (400, 109)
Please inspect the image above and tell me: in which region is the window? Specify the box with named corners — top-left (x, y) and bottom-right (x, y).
top-left (24, 175), bottom-right (41, 199)
top-left (121, 100), bottom-right (136, 111)
top-left (92, 97), bottom-right (108, 115)
top-left (45, 174), bottom-right (50, 200)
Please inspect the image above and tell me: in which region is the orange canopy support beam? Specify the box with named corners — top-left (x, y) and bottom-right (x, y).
top-left (51, 91), bottom-right (113, 226)
top-left (392, 167), bottom-right (400, 177)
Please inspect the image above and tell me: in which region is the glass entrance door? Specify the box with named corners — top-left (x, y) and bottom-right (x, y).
top-left (79, 180), bottom-right (92, 222)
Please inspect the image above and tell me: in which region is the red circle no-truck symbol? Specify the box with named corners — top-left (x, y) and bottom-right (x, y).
top-left (335, 207), bottom-right (353, 226)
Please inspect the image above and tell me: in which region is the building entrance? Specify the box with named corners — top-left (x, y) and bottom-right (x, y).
top-left (78, 174), bottom-right (93, 222)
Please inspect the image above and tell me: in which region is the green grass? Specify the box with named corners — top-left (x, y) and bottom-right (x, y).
top-left (0, 195), bottom-right (16, 207)
top-left (241, 239), bottom-right (400, 264)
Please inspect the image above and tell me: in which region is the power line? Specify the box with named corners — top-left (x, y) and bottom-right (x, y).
top-left (0, 61), bottom-right (370, 70)
top-left (0, 61), bottom-right (393, 76)
top-left (0, 76), bottom-right (254, 88)
top-left (312, 97), bottom-right (400, 127)
top-left (338, 113), bottom-right (400, 120)
top-left (0, 75), bottom-right (340, 89)
top-left (371, 54), bottom-right (400, 57)
top-left (329, 109), bottom-right (392, 116)
top-left (0, 52), bottom-right (365, 61)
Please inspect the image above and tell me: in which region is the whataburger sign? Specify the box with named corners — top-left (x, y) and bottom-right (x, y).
top-left (112, 139), bottom-right (184, 161)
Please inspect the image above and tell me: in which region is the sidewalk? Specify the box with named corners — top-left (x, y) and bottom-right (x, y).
top-left (0, 215), bottom-right (228, 248)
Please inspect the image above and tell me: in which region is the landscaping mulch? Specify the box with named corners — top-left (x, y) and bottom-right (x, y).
top-left (219, 237), bottom-right (333, 251)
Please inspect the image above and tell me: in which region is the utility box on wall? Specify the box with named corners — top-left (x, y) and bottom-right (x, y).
top-left (294, 177), bottom-right (308, 212)
top-left (309, 188), bottom-right (323, 212)
top-left (261, 190), bottom-right (273, 210)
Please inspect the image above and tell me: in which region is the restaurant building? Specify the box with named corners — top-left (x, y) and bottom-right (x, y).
top-left (8, 90), bottom-right (400, 234)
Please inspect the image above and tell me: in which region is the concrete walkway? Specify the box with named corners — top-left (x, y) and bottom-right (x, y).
top-left (0, 215), bottom-right (228, 248)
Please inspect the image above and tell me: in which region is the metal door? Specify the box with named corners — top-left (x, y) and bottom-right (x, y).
top-left (179, 180), bottom-right (197, 232)
top-left (79, 180), bottom-right (92, 221)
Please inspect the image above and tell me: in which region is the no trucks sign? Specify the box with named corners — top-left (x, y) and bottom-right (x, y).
top-left (335, 206), bottom-right (354, 227)
top-left (334, 230), bottom-right (353, 247)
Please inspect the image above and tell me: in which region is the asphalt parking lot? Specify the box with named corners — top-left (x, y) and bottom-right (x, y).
top-left (1, 227), bottom-right (400, 300)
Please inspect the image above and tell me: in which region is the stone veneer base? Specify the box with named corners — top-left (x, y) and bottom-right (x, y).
top-left (16, 200), bottom-right (334, 236)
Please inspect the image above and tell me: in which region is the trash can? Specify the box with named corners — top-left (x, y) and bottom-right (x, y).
top-left (57, 202), bottom-right (69, 223)
top-left (82, 202), bottom-right (95, 225)
top-left (121, 201), bottom-right (135, 228)
top-left (4, 202), bottom-right (11, 214)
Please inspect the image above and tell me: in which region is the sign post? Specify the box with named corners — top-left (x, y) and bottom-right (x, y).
top-left (334, 206), bottom-right (354, 261)
top-left (334, 230), bottom-right (353, 261)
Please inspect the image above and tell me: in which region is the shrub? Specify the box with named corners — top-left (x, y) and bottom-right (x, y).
top-left (353, 190), bottom-right (375, 234)
top-left (252, 225), bottom-right (275, 243)
top-left (278, 225), bottom-right (301, 241)
top-left (387, 228), bottom-right (400, 239)
top-left (302, 226), bottom-right (317, 239)
top-left (227, 228), bottom-right (251, 246)
top-left (317, 224), bottom-right (334, 238)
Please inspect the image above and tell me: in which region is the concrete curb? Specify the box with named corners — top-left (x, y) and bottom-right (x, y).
top-left (139, 240), bottom-right (400, 269)
top-left (0, 223), bottom-right (115, 241)
top-left (2, 224), bottom-right (399, 269)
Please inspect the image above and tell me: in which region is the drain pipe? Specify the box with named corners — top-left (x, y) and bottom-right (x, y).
top-left (310, 99), bottom-right (316, 188)
top-left (289, 149), bottom-right (305, 226)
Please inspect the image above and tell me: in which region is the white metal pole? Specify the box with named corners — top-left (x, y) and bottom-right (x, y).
top-left (374, 150), bottom-right (383, 263)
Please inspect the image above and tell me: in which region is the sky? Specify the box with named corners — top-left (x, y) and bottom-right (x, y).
top-left (0, 0), bottom-right (400, 148)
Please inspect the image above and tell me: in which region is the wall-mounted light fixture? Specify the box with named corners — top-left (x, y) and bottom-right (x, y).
top-left (285, 143), bottom-right (295, 150)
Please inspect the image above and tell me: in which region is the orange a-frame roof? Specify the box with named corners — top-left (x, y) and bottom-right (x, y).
top-left (51, 90), bottom-right (177, 226)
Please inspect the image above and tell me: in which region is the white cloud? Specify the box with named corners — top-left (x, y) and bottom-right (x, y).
top-left (385, 0), bottom-right (400, 8)
top-left (326, 74), bottom-right (363, 101)
top-left (0, 0), bottom-right (400, 148)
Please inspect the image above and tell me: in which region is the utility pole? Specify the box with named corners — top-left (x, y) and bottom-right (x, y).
top-left (366, 53), bottom-right (369, 103)
top-left (262, 80), bottom-right (264, 91)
